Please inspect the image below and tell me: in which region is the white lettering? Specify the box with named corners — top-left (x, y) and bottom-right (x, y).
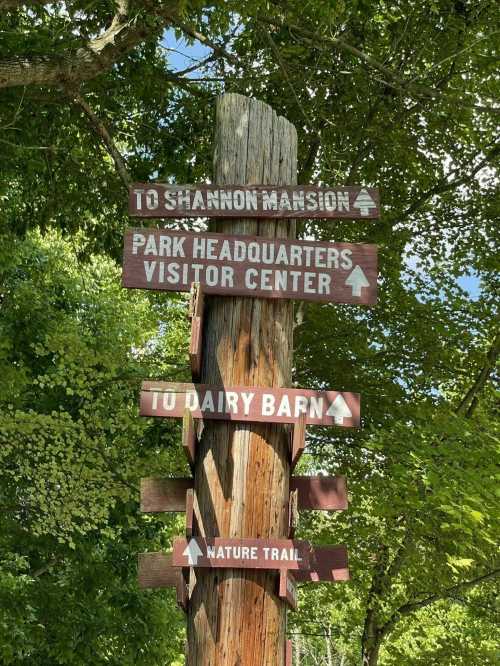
top-left (225, 391), bottom-right (238, 414)
top-left (245, 268), bottom-right (258, 290)
top-left (262, 190), bottom-right (278, 210)
top-left (200, 391), bottom-right (215, 412)
top-left (240, 392), bottom-right (255, 416)
top-left (146, 189), bottom-right (159, 210)
top-left (144, 235), bottom-right (157, 255)
top-left (262, 394), bottom-right (275, 416)
top-left (144, 261), bottom-right (156, 282)
top-left (132, 233), bottom-right (145, 254)
top-left (133, 189), bottom-right (144, 210)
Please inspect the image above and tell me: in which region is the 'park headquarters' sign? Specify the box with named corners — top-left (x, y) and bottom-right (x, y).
top-left (123, 229), bottom-right (377, 304)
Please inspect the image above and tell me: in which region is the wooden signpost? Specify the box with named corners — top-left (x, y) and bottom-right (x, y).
top-left (140, 381), bottom-right (360, 427)
top-left (123, 94), bottom-right (377, 665)
top-left (122, 228), bottom-right (377, 304)
top-left (129, 184), bottom-right (380, 219)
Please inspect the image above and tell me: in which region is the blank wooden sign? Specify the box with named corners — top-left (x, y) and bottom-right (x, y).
top-left (188, 283), bottom-right (204, 378)
top-left (141, 382), bottom-right (360, 428)
top-left (290, 476), bottom-right (348, 511)
top-left (293, 546), bottom-right (349, 582)
top-left (140, 478), bottom-right (193, 512)
top-left (129, 184), bottom-right (380, 219)
top-left (279, 570), bottom-right (298, 610)
top-left (138, 552), bottom-right (188, 611)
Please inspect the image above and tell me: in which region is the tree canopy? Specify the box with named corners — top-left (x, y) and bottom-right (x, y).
top-left (0, 1), bottom-right (498, 664)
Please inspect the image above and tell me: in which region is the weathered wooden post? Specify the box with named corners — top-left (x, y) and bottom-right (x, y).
top-left (127, 92), bottom-right (378, 666)
top-left (187, 94), bottom-right (297, 664)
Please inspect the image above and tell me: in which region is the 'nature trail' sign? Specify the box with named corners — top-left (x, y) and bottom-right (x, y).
top-left (173, 537), bottom-right (313, 571)
top-left (129, 184), bottom-right (380, 219)
top-left (140, 382), bottom-right (361, 427)
top-left (123, 229), bottom-right (377, 304)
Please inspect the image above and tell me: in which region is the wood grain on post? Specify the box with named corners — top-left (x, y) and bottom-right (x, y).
top-left (187, 94), bottom-right (297, 665)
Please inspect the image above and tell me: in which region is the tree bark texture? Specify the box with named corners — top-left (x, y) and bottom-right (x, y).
top-left (187, 93), bottom-right (297, 665)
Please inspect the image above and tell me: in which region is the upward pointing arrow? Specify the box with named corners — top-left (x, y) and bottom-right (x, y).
top-left (326, 395), bottom-right (353, 425)
top-left (352, 188), bottom-right (377, 216)
top-left (183, 538), bottom-right (204, 566)
top-left (345, 265), bottom-right (370, 297)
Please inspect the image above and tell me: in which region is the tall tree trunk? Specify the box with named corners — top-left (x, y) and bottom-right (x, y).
top-left (186, 93), bottom-right (297, 664)
top-left (325, 625), bottom-right (333, 666)
top-left (362, 639), bottom-right (381, 666)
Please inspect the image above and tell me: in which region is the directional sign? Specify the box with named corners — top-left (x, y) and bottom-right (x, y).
top-left (129, 184), bottom-right (379, 219)
top-left (172, 537), bottom-right (313, 571)
top-left (141, 382), bottom-right (360, 428)
top-left (122, 229), bottom-right (377, 305)
top-left (278, 570), bottom-right (298, 610)
top-left (293, 546), bottom-right (349, 582)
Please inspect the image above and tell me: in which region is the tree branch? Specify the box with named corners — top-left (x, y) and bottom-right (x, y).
top-left (456, 330), bottom-right (500, 417)
top-left (379, 568), bottom-right (500, 639)
top-left (257, 15), bottom-right (439, 100)
top-left (0, 1), bottom-right (194, 90)
top-left (70, 89), bottom-right (132, 189)
top-left (31, 557), bottom-right (60, 578)
top-left (402, 142), bottom-right (500, 219)
top-left (263, 29), bottom-right (311, 129)
top-left (167, 16), bottom-right (239, 66)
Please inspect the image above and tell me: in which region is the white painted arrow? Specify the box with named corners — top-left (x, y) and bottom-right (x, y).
top-left (183, 539), bottom-right (203, 566)
top-left (352, 188), bottom-right (377, 216)
top-left (345, 265), bottom-right (370, 297)
top-left (326, 395), bottom-right (353, 425)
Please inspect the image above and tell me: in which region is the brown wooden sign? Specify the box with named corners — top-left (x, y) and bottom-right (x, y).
top-left (293, 546), bottom-right (349, 582)
top-left (290, 413), bottom-right (306, 470)
top-left (141, 382), bottom-right (360, 428)
top-left (122, 229), bottom-right (377, 305)
top-left (188, 283), bottom-right (204, 377)
top-left (291, 476), bottom-right (348, 511)
top-left (288, 489), bottom-right (299, 538)
top-left (182, 409), bottom-right (197, 468)
top-left (279, 570), bottom-right (298, 610)
top-left (140, 476), bottom-right (348, 513)
top-left (129, 184), bottom-right (380, 219)
top-left (138, 552), bottom-right (188, 610)
top-left (185, 488), bottom-right (195, 538)
top-left (140, 477), bottom-right (193, 512)
top-left (285, 639), bottom-right (293, 666)
top-left (172, 537), bottom-right (313, 571)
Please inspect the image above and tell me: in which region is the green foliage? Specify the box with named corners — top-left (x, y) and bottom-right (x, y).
top-left (0, 0), bottom-right (498, 664)
top-left (0, 232), bottom-right (190, 664)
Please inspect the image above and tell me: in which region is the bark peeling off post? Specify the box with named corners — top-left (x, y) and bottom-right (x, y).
top-left (187, 94), bottom-right (297, 665)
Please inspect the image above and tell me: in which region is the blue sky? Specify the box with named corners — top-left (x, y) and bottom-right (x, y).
top-left (162, 28), bottom-right (212, 77)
